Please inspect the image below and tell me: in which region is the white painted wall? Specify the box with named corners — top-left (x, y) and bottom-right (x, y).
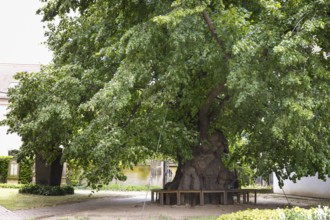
top-left (0, 101), bottom-right (22, 156)
top-left (273, 173), bottom-right (330, 198)
top-left (0, 63), bottom-right (40, 156)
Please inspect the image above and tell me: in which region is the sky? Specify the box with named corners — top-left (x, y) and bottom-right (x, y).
top-left (0, 0), bottom-right (53, 64)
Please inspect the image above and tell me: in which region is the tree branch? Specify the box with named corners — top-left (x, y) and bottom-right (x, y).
top-left (121, 102), bottom-right (141, 128)
top-left (210, 94), bottom-right (230, 122)
top-left (199, 83), bottom-right (226, 140)
top-left (202, 10), bottom-right (231, 60)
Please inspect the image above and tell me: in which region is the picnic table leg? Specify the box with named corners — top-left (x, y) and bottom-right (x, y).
top-left (151, 191), bottom-right (154, 202)
top-left (247, 192), bottom-right (250, 203)
top-left (176, 192), bottom-right (180, 205)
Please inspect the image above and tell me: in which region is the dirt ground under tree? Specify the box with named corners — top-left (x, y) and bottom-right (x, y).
top-left (10, 191), bottom-right (330, 220)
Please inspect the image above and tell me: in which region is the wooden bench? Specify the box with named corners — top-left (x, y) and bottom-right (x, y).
top-left (244, 189), bottom-right (272, 204)
top-left (151, 189), bottom-right (162, 203)
top-left (201, 190), bottom-right (225, 205)
top-left (178, 189), bottom-right (203, 205)
top-left (151, 189), bottom-right (226, 205)
top-left (152, 189), bottom-right (180, 205)
top-left (225, 189), bottom-right (272, 204)
top-left (151, 188), bottom-right (271, 205)
top-left (224, 189), bottom-right (249, 204)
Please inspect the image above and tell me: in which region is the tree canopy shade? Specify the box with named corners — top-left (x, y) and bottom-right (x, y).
top-left (2, 0), bottom-right (329, 190)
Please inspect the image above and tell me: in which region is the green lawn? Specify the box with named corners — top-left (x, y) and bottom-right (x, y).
top-left (0, 188), bottom-right (109, 211)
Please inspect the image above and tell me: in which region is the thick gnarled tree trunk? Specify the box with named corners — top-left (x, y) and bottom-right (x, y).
top-left (165, 83), bottom-right (238, 205)
top-left (165, 132), bottom-right (237, 204)
top-left (163, 11), bottom-right (238, 205)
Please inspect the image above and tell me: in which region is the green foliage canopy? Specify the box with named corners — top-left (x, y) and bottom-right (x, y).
top-left (2, 0), bottom-right (329, 187)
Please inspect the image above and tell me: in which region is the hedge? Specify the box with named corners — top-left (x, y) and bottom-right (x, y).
top-left (0, 156), bottom-right (12, 183)
top-left (217, 206), bottom-right (330, 220)
top-left (18, 158), bottom-right (33, 184)
top-left (19, 184), bottom-right (74, 196)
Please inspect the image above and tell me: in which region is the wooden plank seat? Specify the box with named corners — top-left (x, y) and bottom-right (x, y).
top-left (178, 189), bottom-right (203, 205)
top-left (153, 190), bottom-right (180, 205)
top-left (201, 190), bottom-right (225, 205)
top-left (244, 189), bottom-right (272, 204)
top-left (151, 189), bottom-right (162, 203)
top-left (224, 189), bottom-right (249, 204)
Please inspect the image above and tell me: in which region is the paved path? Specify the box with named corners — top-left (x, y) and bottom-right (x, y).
top-left (0, 205), bottom-right (23, 220)
top-left (10, 193), bottom-right (240, 220)
top-left (12, 192), bottom-right (151, 220)
top-left (4, 191), bottom-right (244, 220)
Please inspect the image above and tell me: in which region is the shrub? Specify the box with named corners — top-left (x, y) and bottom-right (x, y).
top-left (218, 209), bottom-right (279, 220)
top-left (62, 185), bottom-right (75, 194)
top-left (19, 184), bottom-right (74, 196)
top-left (0, 156), bottom-right (12, 183)
top-left (18, 157), bottom-right (33, 184)
top-left (2, 150), bottom-right (33, 184)
top-left (66, 160), bottom-right (84, 187)
top-left (217, 206), bottom-right (330, 220)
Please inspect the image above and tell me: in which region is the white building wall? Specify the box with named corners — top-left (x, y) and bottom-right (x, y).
top-left (0, 100), bottom-right (22, 156)
top-left (273, 173), bottom-right (330, 199)
top-left (0, 63), bottom-right (40, 156)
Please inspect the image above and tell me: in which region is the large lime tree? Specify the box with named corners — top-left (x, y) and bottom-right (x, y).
top-left (2, 0), bottom-right (329, 197)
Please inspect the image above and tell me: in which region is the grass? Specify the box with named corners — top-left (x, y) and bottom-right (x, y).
top-left (0, 188), bottom-right (113, 211)
top-left (0, 183), bottom-right (158, 211)
top-left (0, 183), bottom-right (24, 189)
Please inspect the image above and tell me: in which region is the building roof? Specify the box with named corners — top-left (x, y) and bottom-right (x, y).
top-left (0, 63), bottom-right (40, 100)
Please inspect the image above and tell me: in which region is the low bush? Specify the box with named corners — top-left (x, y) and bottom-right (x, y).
top-left (19, 184), bottom-right (74, 196)
top-left (217, 206), bottom-right (330, 220)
